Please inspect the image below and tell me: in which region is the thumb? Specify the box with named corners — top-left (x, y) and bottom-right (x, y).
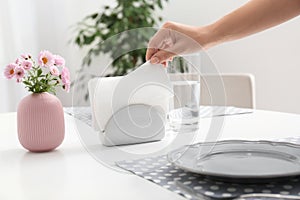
top-left (150, 50), bottom-right (175, 64)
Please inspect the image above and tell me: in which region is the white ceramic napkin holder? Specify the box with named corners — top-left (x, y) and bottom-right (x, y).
top-left (99, 104), bottom-right (165, 146)
top-left (88, 62), bottom-right (172, 146)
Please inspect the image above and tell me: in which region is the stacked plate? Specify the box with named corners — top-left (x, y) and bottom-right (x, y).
top-left (168, 140), bottom-right (300, 182)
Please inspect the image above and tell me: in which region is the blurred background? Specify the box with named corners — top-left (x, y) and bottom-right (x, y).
top-left (1, 0), bottom-right (300, 113)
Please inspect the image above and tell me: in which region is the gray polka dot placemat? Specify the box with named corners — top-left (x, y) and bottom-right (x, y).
top-left (117, 156), bottom-right (300, 200)
top-left (64, 106), bottom-right (253, 128)
top-left (117, 137), bottom-right (300, 200)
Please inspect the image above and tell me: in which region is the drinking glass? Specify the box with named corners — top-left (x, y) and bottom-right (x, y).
top-left (167, 53), bottom-right (201, 133)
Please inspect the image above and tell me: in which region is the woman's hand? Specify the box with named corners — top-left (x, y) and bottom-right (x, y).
top-left (146, 21), bottom-right (214, 65)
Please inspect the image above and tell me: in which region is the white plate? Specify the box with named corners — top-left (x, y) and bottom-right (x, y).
top-left (168, 140), bottom-right (300, 180)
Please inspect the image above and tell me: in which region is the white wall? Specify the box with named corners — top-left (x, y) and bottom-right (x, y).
top-left (162, 0), bottom-right (300, 114)
top-left (1, 0), bottom-right (300, 114)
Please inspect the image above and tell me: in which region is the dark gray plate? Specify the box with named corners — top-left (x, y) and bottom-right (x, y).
top-left (168, 140), bottom-right (300, 180)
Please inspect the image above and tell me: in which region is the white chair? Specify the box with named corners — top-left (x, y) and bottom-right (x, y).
top-left (201, 74), bottom-right (255, 109)
top-left (169, 73), bottom-right (256, 109)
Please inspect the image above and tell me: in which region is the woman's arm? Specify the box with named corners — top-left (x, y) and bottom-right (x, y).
top-left (206, 0), bottom-right (300, 48)
top-left (147, 0), bottom-right (300, 64)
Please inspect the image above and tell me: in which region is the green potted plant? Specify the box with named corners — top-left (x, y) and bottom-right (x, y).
top-left (73, 0), bottom-right (168, 101)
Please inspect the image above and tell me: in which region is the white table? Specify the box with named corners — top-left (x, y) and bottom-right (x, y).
top-left (1, 110), bottom-right (300, 200)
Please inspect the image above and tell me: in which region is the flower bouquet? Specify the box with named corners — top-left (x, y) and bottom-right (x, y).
top-left (4, 50), bottom-right (70, 93)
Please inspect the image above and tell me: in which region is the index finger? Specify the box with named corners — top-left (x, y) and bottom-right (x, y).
top-left (146, 47), bottom-right (157, 61)
top-left (146, 28), bottom-right (171, 61)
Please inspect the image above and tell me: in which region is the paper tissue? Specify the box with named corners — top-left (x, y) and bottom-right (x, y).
top-left (88, 62), bottom-right (173, 146)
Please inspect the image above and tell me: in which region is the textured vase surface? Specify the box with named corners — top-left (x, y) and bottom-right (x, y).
top-left (17, 92), bottom-right (65, 152)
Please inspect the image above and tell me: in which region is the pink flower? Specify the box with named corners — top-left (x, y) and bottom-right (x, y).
top-left (54, 55), bottom-right (65, 66)
top-left (21, 60), bottom-right (33, 70)
top-left (63, 82), bottom-right (70, 92)
top-left (4, 63), bottom-right (17, 79)
top-left (50, 66), bottom-right (59, 76)
top-left (15, 58), bottom-right (21, 65)
top-left (61, 67), bottom-right (70, 85)
top-left (14, 66), bottom-right (25, 80)
top-left (21, 53), bottom-right (32, 60)
top-left (61, 67), bottom-right (70, 92)
top-left (38, 50), bottom-right (55, 67)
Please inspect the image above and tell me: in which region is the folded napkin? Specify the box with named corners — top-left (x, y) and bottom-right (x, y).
top-left (89, 61), bottom-right (173, 132)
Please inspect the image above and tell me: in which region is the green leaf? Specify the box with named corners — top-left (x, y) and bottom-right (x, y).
top-left (37, 68), bottom-right (43, 77)
top-left (90, 13), bottom-right (98, 19)
top-left (75, 36), bottom-right (82, 46)
top-left (83, 35), bottom-right (96, 45)
top-left (23, 81), bottom-right (31, 85)
top-left (157, 0), bottom-right (163, 9)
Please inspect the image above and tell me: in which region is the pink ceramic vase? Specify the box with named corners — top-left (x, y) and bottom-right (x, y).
top-left (17, 92), bottom-right (65, 152)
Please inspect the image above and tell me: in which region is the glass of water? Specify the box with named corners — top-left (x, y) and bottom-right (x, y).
top-left (167, 54), bottom-right (201, 133)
